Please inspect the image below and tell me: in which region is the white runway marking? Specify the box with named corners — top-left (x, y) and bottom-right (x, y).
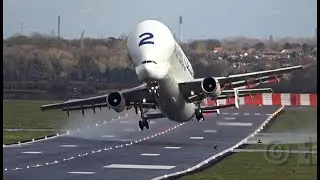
top-left (224, 117), bottom-right (236, 120)
top-left (164, 147), bottom-right (181, 149)
top-left (22, 151), bottom-right (42, 154)
top-left (60, 145), bottom-right (78, 148)
top-left (149, 121), bottom-right (156, 124)
top-left (244, 113), bottom-right (250, 116)
top-left (204, 130), bottom-right (217, 133)
top-left (103, 164), bottom-right (176, 170)
top-left (101, 135), bottom-right (115, 138)
top-left (254, 113), bottom-right (261, 115)
top-left (141, 153), bottom-right (160, 156)
top-left (190, 137), bottom-right (204, 140)
top-left (124, 128), bottom-right (136, 132)
top-left (265, 113), bottom-right (272, 116)
top-left (233, 113), bottom-right (239, 115)
top-left (68, 172), bottom-right (95, 175)
top-left (222, 112), bottom-right (228, 115)
top-left (217, 122), bottom-right (253, 127)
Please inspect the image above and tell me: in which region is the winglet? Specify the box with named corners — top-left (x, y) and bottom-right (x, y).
top-left (234, 88), bottom-right (239, 109)
top-left (216, 100), bottom-right (220, 115)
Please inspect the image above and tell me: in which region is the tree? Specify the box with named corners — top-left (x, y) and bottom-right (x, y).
top-left (254, 42), bottom-right (265, 52)
top-left (283, 42), bottom-right (292, 49)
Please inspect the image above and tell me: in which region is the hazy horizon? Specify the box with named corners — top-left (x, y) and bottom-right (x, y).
top-left (4, 0), bottom-right (317, 41)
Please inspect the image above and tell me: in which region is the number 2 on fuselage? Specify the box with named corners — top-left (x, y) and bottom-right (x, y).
top-left (139, 32), bottom-right (154, 46)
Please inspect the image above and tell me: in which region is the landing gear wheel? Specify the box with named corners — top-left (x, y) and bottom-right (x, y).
top-left (195, 109), bottom-right (204, 121)
top-left (138, 120), bottom-right (144, 130)
top-left (145, 121), bottom-right (150, 130)
top-left (138, 119), bottom-right (150, 130)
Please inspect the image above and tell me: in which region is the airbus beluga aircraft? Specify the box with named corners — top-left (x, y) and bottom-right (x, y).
top-left (41, 20), bottom-right (303, 130)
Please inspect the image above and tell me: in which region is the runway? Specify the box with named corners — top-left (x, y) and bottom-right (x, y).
top-left (3, 106), bottom-right (279, 180)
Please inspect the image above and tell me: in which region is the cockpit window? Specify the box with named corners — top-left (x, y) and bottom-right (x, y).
top-left (141, 61), bottom-right (157, 64)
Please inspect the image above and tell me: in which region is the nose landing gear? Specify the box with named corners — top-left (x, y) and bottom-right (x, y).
top-left (138, 106), bottom-right (150, 131)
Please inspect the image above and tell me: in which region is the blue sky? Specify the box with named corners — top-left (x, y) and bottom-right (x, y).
top-left (3, 0), bottom-right (317, 40)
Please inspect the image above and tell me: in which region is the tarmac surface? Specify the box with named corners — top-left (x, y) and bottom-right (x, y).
top-left (3, 106), bottom-right (279, 180)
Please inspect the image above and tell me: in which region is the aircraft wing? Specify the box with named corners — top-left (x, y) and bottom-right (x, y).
top-left (40, 84), bottom-right (154, 114)
top-left (180, 65), bottom-right (303, 103)
top-left (215, 65), bottom-right (303, 89)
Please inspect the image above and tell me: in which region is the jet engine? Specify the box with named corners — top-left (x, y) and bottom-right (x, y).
top-left (201, 77), bottom-right (222, 98)
top-left (106, 92), bottom-right (126, 112)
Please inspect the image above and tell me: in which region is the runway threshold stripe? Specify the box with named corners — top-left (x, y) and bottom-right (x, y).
top-left (103, 164), bottom-right (176, 170)
top-left (68, 172), bottom-right (95, 174)
top-left (164, 147), bottom-right (181, 149)
top-left (22, 151), bottom-right (42, 154)
top-left (217, 122), bottom-right (253, 126)
top-left (141, 153), bottom-right (160, 156)
top-left (190, 137), bottom-right (204, 140)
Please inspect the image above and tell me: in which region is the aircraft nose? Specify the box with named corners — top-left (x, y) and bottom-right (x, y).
top-left (136, 61), bottom-right (169, 81)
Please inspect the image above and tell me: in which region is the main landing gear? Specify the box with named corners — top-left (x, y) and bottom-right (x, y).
top-left (195, 105), bottom-right (205, 121)
top-left (138, 118), bottom-right (149, 131)
top-left (138, 107), bottom-right (150, 131)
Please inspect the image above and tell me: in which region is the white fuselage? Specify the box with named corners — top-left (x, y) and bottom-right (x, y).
top-left (127, 20), bottom-right (196, 122)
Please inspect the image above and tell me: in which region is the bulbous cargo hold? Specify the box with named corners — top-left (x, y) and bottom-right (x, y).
top-left (106, 92), bottom-right (126, 112)
top-left (201, 77), bottom-right (222, 98)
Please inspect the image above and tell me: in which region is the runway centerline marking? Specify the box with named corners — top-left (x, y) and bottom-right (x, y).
top-left (254, 113), bottom-right (261, 115)
top-left (222, 112), bottom-right (228, 115)
top-left (217, 122), bottom-right (253, 126)
top-left (190, 137), bottom-right (204, 140)
top-left (233, 113), bottom-right (239, 115)
top-left (60, 145), bottom-right (78, 148)
top-left (244, 113), bottom-right (250, 116)
top-left (103, 164), bottom-right (176, 170)
top-left (204, 130), bottom-right (217, 133)
top-left (68, 171), bottom-right (95, 175)
top-left (141, 153), bottom-right (160, 156)
top-left (101, 135), bottom-right (115, 138)
top-left (22, 151), bottom-right (42, 154)
top-left (224, 117), bottom-right (236, 120)
top-left (164, 147), bottom-right (181, 149)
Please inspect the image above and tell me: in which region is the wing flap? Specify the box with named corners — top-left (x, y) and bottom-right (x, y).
top-left (40, 84), bottom-right (154, 112)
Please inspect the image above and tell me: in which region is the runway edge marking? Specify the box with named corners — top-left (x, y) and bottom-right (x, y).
top-left (3, 114), bottom-right (128, 148)
top-left (151, 106), bottom-right (285, 180)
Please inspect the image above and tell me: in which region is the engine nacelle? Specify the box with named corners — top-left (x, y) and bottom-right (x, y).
top-left (106, 92), bottom-right (126, 113)
top-left (201, 77), bottom-right (222, 98)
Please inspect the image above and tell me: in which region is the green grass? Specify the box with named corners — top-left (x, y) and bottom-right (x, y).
top-left (3, 100), bottom-right (69, 144)
top-left (3, 131), bottom-right (57, 144)
top-left (180, 107), bottom-right (317, 180)
top-left (3, 100), bottom-right (66, 129)
top-left (265, 107), bottom-right (317, 133)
